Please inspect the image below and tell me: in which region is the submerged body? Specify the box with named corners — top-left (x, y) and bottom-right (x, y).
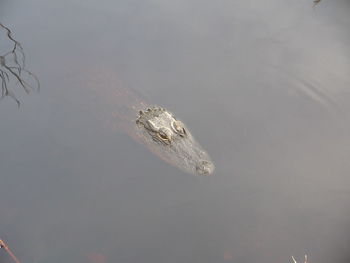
top-left (83, 71), bottom-right (214, 175)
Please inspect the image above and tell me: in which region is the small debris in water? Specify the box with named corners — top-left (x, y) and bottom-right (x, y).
top-left (292, 254), bottom-right (308, 263)
top-left (313, 0), bottom-right (321, 7)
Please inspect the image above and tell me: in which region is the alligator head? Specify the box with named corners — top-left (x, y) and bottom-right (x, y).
top-left (136, 106), bottom-right (214, 175)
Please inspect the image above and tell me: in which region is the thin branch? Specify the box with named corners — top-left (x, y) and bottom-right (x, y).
top-left (0, 23), bottom-right (25, 68)
top-left (0, 22), bottom-right (40, 106)
top-left (0, 239), bottom-right (21, 263)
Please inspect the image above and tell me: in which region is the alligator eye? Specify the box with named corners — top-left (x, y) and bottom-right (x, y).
top-left (158, 132), bottom-right (168, 140)
top-left (157, 131), bottom-right (171, 145)
top-left (171, 121), bottom-right (186, 137)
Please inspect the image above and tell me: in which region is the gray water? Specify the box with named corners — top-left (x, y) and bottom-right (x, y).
top-left (1, 0), bottom-right (350, 262)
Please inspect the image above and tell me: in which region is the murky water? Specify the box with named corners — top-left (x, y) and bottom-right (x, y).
top-left (1, 0), bottom-right (350, 262)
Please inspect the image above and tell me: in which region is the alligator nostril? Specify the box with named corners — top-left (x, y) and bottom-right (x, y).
top-left (196, 160), bottom-right (215, 175)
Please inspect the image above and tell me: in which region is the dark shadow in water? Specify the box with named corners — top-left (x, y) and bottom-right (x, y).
top-left (0, 23), bottom-right (39, 106)
top-left (313, 0), bottom-right (322, 7)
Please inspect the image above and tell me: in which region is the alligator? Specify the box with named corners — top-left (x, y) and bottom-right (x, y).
top-left (72, 68), bottom-right (215, 175)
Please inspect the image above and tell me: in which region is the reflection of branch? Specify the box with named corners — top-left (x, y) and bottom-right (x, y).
top-left (0, 239), bottom-right (21, 263)
top-left (0, 22), bottom-right (40, 106)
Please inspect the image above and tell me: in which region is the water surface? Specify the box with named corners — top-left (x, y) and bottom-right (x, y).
top-left (1, 0), bottom-right (350, 262)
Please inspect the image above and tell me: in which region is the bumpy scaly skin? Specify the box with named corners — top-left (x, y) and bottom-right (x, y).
top-left (136, 106), bottom-right (214, 175)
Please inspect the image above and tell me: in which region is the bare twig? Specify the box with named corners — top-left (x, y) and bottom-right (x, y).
top-left (0, 239), bottom-right (21, 263)
top-left (0, 22), bottom-right (40, 106)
